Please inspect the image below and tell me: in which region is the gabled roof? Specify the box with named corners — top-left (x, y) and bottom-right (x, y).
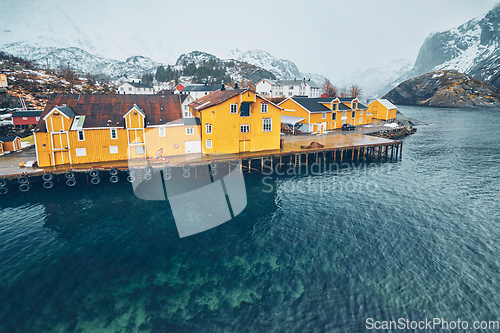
top-left (123, 82), bottom-right (153, 88)
top-left (189, 89), bottom-right (248, 110)
top-left (338, 97), bottom-right (358, 103)
top-left (55, 105), bottom-right (76, 118)
top-left (182, 84), bottom-right (221, 92)
top-left (0, 136), bottom-right (20, 142)
top-left (305, 80), bottom-right (319, 88)
top-left (285, 97), bottom-right (335, 113)
top-left (35, 94), bottom-right (184, 132)
top-left (338, 103), bottom-right (352, 111)
top-left (279, 79), bottom-right (306, 86)
top-left (375, 99), bottom-right (397, 110)
top-left (11, 111), bottom-right (43, 117)
top-left (357, 103), bottom-right (368, 110)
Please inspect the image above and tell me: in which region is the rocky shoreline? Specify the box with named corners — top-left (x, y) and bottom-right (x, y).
top-left (368, 124), bottom-right (417, 139)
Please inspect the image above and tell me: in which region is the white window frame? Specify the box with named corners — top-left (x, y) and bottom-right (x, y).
top-left (22, 117), bottom-right (27, 120)
top-left (206, 139), bottom-right (212, 148)
top-left (261, 103), bottom-right (268, 113)
top-left (360, 109), bottom-right (363, 115)
top-left (240, 124), bottom-right (250, 133)
top-left (186, 127), bottom-right (194, 135)
top-left (36, 117), bottom-right (40, 121)
top-left (332, 113), bottom-right (337, 121)
top-left (230, 104), bottom-right (238, 114)
top-left (359, 118), bottom-right (363, 124)
top-left (110, 128), bottom-right (117, 140)
top-left (205, 123), bottom-right (212, 134)
top-left (110, 146), bottom-right (118, 154)
top-left (263, 118), bottom-right (272, 132)
top-left (322, 112), bottom-right (326, 119)
top-left (159, 126), bottom-right (165, 137)
top-left (352, 111), bottom-right (356, 118)
top-left (77, 130), bottom-right (85, 141)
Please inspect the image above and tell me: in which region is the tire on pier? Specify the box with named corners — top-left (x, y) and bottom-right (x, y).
top-left (89, 169), bottom-right (99, 178)
top-left (17, 176), bottom-right (29, 184)
top-left (90, 177), bottom-right (100, 185)
top-left (0, 186), bottom-right (8, 195)
top-left (0, 179), bottom-right (7, 187)
top-left (42, 173), bottom-right (53, 181)
top-left (19, 183), bottom-right (30, 192)
top-left (109, 168), bottom-right (118, 176)
top-left (66, 178), bottom-right (77, 187)
top-left (65, 171), bottom-right (76, 179)
top-left (43, 181), bottom-right (54, 189)
top-left (110, 175), bottom-right (119, 184)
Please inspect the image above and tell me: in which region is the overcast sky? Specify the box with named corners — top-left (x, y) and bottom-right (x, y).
top-left (2, 0), bottom-right (500, 80)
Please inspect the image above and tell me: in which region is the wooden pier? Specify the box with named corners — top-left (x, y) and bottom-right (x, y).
top-left (0, 133), bottom-right (402, 194)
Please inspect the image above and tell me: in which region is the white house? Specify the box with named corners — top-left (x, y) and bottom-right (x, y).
top-left (179, 84), bottom-right (222, 100)
top-left (0, 74), bottom-right (8, 88)
top-left (118, 82), bottom-right (154, 94)
top-left (256, 78), bottom-right (320, 98)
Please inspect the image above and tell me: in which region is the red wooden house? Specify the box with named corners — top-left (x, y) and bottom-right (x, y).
top-left (11, 111), bottom-right (43, 128)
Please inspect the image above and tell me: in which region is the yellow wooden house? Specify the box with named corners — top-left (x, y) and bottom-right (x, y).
top-left (0, 136), bottom-right (21, 152)
top-left (34, 94), bottom-right (201, 167)
top-left (188, 88), bottom-right (282, 154)
top-left (278, 97), bottom-right (371, 133)
top-left (367, 99), bottom-right (397, 121)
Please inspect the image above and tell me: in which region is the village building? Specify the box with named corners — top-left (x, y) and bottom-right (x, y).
top-left (278, 97), bottom-right (370, 133)
top-left (0, 136), bottom-right (21, 152)
top-left (34, 94), bottom-right (201, 167)
top-left (11, 110), bottom-right (43, 128)
top-left (188, 88), bottom-right (283, 154)
top-left (367, 99), bottom-right (397, 121)
top-left (180, 84), bottom-right (222, 100)
top-left (118, 82), bottom-right (154, 95)
top-left (256, 78), bottom-right (320, 98)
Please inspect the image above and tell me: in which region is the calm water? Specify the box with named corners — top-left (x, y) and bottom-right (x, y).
top-left (1, 106), bottom-right (500, 333)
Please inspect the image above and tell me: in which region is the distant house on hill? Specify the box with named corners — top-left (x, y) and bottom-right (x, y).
top-left (118, 82), bottom-right (154, 95)
top-left (11, 110), bottom-right (43, 128)
top-left (367, 99), bottom-right (397, 121)
top-left (0, 74), bottom-right (7, 88)
top-left (180, 84), bottom-right (223, 100)
top-left (256, 78), bottom-right (320, 98)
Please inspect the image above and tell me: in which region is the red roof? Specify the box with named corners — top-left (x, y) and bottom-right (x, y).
top-left (35, 94), bottom-right (183, 132)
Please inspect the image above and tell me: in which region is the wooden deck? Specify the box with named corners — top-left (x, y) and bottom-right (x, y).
top-left (0, 133), bottom-right (402, 179)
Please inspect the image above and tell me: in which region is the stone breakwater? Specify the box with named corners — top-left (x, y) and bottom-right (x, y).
top-left (368, 124), bottom-right (417, 139)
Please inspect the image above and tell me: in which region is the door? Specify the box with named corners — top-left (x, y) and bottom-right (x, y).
top-left (239, 140), bottom-right (250, 153)
top-left (53, 150), bottom-right (70, 165)
top-left (185, 140), bottom-right (201, 154)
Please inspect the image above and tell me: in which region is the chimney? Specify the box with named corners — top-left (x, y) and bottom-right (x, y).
top-left (234, 82), bottom-right (239, 89)
top-left (221, 84), bottom-right (226, 91)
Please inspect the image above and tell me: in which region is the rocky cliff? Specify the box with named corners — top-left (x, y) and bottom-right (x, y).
top-left (383, 70), bottom-right (500, 108)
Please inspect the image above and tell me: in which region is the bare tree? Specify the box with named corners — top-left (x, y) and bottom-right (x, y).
top-left (339, 87), bottom-right (349, 97)
top-left (349, 84), bottom-right (362, 98)
top-left (321, 79), bottom-right (338, 97)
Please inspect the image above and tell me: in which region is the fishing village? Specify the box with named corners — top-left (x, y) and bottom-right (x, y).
top-left (0, 71), bottom-right (412, 195)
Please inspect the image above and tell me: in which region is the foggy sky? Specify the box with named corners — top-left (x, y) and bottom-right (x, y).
top-left (1, 0), bottom-right (499, 80)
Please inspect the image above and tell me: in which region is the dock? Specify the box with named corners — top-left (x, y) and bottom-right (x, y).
top-left (0, 132), bottom-right (402, 194)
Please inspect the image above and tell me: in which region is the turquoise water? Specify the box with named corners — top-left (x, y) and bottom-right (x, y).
top-left (1, 106), bottom-right (500, 332)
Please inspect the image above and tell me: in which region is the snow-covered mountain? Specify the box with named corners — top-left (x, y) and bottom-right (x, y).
top-left (394, 4), bottom-right (500, 91)
top-left (224, 49), bottom-right (326, 84)
top-left (1, 43), bottom-right (159, 79)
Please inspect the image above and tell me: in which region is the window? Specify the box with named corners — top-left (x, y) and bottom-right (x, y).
top-left (230, 104), bottom-right (238, 114)
top-left (322, 112), bottom-right (326, 119)
top-left (263, 118), bottom-right (272, 132)
top-left (261, 103), bottom-right (268, 113)
top-left (240, 124), bottom-right (250, 133)
top-left (205, 123), bottom-right (212, 134)
top-left (289, 86), bottom-right (293, 89)
top-left (110, 146), bottom-right (118, 154)
top-left (23, 117), bottom-right (27, 120)
top-left (128, 87), bottom-right (132, 91)
top-left (135, 146), bottom-right (145, 154)
top-left (352, 111), bottom-right (356, 118)
top-left (332, 113), bottom-right (337, 121)
top-left (75, 148), bottom-right (86, 156)
top-left (36, 117), bottom-right (40, 121)
top-left (184, 110), bottom-right (191, 118)
top-left (333, 103), bottom-right (338, 111)
top-left (240, 103), bottom-right (250, 117)
top-left (288, 92), bottom-right (292, 96)
top-left (159, 127), bottom-right (165, 137)
top-left (78, 130), bottom-right (85, 141)
top-left (186, 127), bottom-right (194, 135)
top-left (359, 118), bottom-right (363, 124)
top-left (353, 102), bottom-right (357, 109)
top-left (120, 87), bottom-right (124, 91)
top-left (110, 128), bottom-right (117, 139)
top-left (360, 109), bottom-right (363, 115)
top-left (206, 139), bottom-right (212, 148)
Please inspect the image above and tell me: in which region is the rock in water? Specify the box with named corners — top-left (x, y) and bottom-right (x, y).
top-left (383, 70), bottom-right (500, 108)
